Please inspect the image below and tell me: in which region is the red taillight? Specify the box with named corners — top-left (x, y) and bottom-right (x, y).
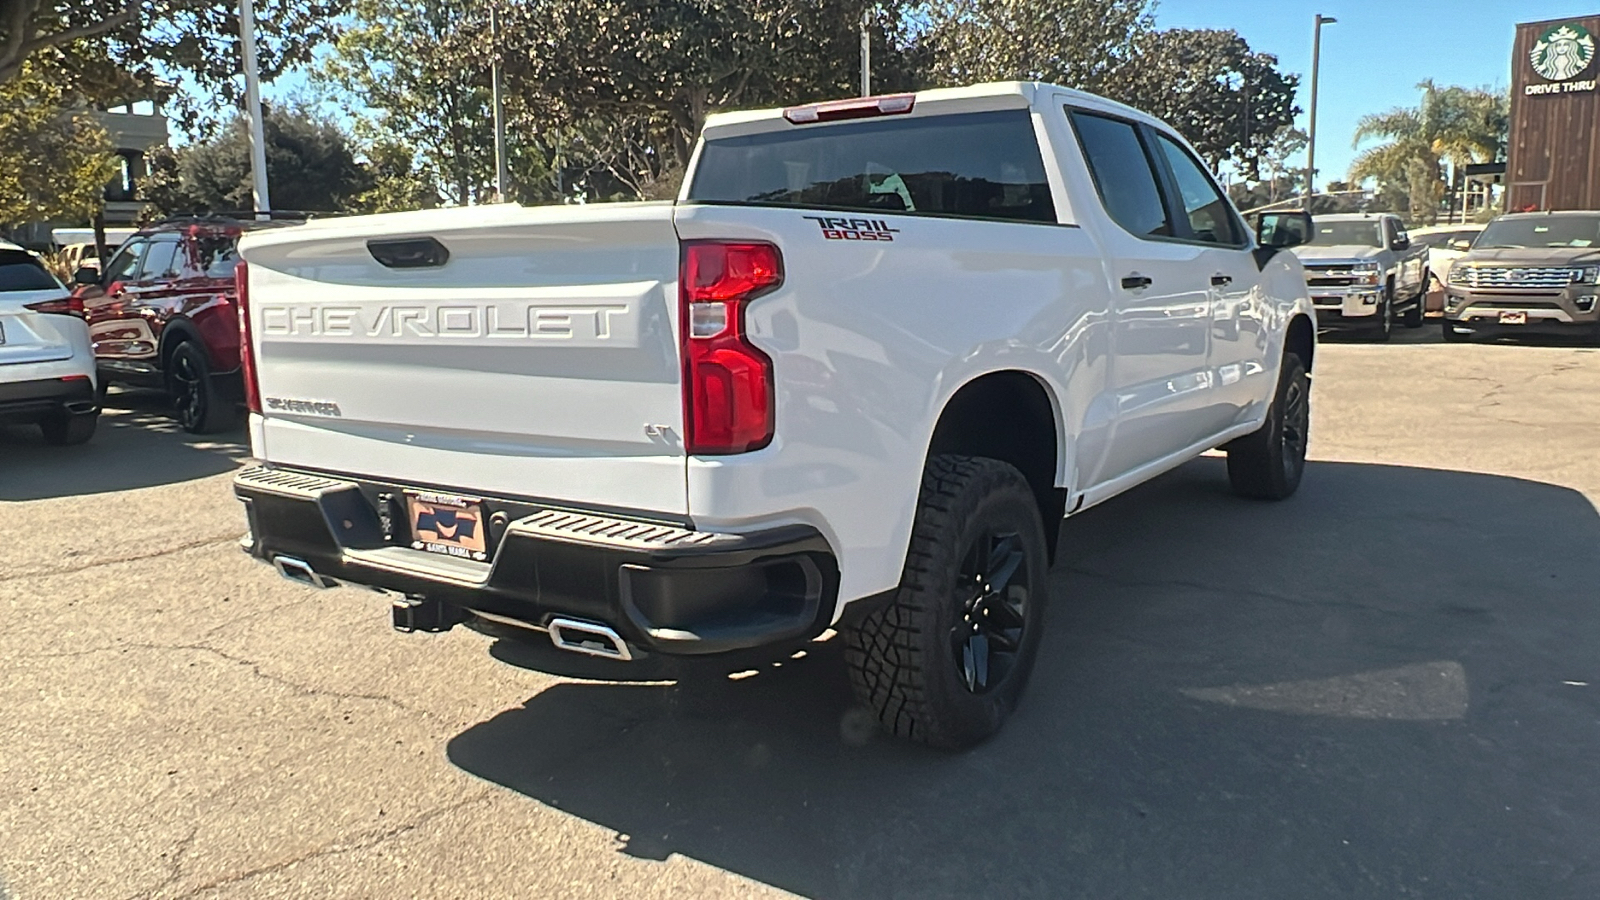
top-left (236, 260), bottom-right (261, 414)
top-left (680, 241), bottom-right (782, 455)
top-left (24, 295), bottom-right (85, 318)
top-left (783, 93), bottom-right (915, 124)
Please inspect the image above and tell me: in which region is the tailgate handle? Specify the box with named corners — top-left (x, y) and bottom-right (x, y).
top-left (367, 237), bottom-right (450, 269)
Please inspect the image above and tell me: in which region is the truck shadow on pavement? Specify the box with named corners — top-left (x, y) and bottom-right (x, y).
top-left (448, 458), bottom-right (1600, 900)
top-left (0, 388), bottom-right (247, 501)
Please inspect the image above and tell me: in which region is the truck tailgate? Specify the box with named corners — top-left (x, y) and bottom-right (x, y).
top-left (238, 203), bottom-right (688, 516)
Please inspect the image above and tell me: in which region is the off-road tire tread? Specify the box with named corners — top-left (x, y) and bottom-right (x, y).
top-left (843, 455), bottom-right (1038, 749)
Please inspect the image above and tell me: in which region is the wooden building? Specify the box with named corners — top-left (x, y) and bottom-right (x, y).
top-left (1507, 14), bottom-right (1600, 211)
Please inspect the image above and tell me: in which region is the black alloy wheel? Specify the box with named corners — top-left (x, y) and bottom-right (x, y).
top-left (844, 455), bottom-right (1049, 750)
top-left (1278, 362), bottom-right (1310, 483)
top-left (952, 531), bottom-right (1029, 693)
top-left (1226, 353), bottom-right (1310, 501)
top-left (168, 341), bottom-right (235, 434)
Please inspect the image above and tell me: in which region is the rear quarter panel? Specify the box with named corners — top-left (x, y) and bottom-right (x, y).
top-left (674, 203), bottom-right (1113, 609)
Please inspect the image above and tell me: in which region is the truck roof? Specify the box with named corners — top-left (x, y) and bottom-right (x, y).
top-left (1493, 210), bottom-right (1600, 221)
top-left (1313, 213), bottom-right (1397, 222)
top-left (701, 81), bottom-right (1163, 141)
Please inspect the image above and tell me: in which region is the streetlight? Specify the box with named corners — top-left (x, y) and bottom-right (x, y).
top-left (860, 7), bottom-right (872, 97)
top-left (239, 0), bottom-right (270, 219)
top-left (1304, 13), bottom-right (1336, 208)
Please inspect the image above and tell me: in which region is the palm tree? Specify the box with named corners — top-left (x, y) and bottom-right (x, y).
top-left (1349, 80), bottom-right (1509, 224)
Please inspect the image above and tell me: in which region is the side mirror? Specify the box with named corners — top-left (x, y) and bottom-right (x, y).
top-left (1391, 237), bottom-right (1411, 251)
top-left (72, 266), bottom-right (99, 286)
top-left (1255, 211), bottom-right (1313, 249)
top-left (1450, 238), bottom-right (1473, 251)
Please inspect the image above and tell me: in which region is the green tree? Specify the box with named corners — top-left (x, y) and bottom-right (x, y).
top-left (325, 0), bottom-right (504, 207)
top-left (495, 0), bottom-right (911, 181)
top-left (1, 0), bottom-right (345, 126)
top-left (1349, 80), bottom-right (1510, 225)
top-left (0, 62), bottom-right (117, 230)
top-left (915, 0), bottom-right (1153, 91)
top-left (1107, 28), bottom-right (1300, 175)
top-left (141, 104), bottom-right (370, 216)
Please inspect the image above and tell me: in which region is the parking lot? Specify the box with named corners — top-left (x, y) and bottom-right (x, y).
top-left (3, 334), bottom-right (1599, 900)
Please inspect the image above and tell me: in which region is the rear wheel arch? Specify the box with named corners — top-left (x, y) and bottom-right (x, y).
top-left (925, 370), bottom-right (1068, 558)
top-left (157, 318), bottom-right (204, 373)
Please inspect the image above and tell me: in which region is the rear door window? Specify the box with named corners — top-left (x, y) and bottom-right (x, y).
top-left (139, 238), bottom-right (181, 281)
top-left (197, 235), bottom-right (241, 279)
top-left (688, 109), bottom-right (1056, 224)
top-left (1068, 110), bottom-right (1173, 239)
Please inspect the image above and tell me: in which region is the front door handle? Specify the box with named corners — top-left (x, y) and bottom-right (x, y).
top-left (1121, 274), bottom-right (1153, 290)
top-left (1211, 274), bottom-right (1233, 287)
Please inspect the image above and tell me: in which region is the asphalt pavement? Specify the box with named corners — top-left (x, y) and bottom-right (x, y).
top-left (2, 330), bottom-right (1598, 899)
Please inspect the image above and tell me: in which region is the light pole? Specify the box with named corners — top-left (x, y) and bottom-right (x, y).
top-left (860, 7), bottom-right (872, 97)
top-left (239, 0), bottom-right (271, 219)
top-left (490, 4), bottom-right (508, 202)
top-left (1304, 13), bottom-right (1336, 208)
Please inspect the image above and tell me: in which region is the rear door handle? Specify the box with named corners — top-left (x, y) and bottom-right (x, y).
top-left (1211, 274), bottom-right (1233, 287)
top-left (1121, 275), bottom-right (1153, 290)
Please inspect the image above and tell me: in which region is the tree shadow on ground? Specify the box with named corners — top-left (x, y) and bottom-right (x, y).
top-left (449, 459), bottom-right (1600, 900)
top-left (0, 388), bottom-right (247, 500)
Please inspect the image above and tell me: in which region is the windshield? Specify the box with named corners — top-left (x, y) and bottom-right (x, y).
top-left (1477, 216), bottom-right (1600, 249)
top-left (0, 250), bottom-right (63, 292)
top-left (1308, 221), bottom-right (1384, 248)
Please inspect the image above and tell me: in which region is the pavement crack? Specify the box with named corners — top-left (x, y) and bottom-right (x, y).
top-left (0, 534), bottom-right (242, 584)
top-left (129, 641), bottom-right (441, 721)
top-left (169, 791), bottom-right (496, 899)
top-left (122, 825), bottom-right (199, 900)
top-left (16, 640), bottom-right (444, 724)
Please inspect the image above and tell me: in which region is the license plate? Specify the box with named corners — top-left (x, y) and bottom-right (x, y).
top-left (1499, 311), bottom-right (1528, 325)
top-left (406, 492), bottom-right (489, 561)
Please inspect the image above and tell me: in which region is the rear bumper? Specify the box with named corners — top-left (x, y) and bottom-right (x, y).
top-left (233, 464), bottom-right (839, 656)
top-left (0, 376), bottom-right (96, 425)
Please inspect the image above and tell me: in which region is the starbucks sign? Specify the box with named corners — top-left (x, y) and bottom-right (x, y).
top-left (1531, 23), bottom-right (1596, 81)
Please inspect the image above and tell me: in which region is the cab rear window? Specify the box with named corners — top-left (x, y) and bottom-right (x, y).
top-left (688, 109), bottom-right (1056, 225)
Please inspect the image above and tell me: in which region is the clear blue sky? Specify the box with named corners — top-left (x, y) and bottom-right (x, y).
top-left (1153, 0), bottom-right (1598, 184)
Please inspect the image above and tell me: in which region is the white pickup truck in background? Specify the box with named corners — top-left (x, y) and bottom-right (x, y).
top-left (233, 82), bottom-right (1317, 749)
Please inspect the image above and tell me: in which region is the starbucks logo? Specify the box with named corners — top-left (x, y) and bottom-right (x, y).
top-left (1531, 23), bottom-right (1596, 82)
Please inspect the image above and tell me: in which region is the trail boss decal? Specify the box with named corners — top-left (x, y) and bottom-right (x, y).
top-left (803, 216), bottom-right (901, 242)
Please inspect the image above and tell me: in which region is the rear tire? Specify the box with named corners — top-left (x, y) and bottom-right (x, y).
top-left (843, 455), bottom-right (1049, 750)
top-left (167, 341), bottom-right (235, 434)
top-left (1226, 354), bottom-right (1310, 501)
top-left (40, 411), bottom-right (97, 446)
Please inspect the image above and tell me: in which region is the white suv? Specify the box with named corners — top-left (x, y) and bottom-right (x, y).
top-left (0, 242), bottom-right (99, 445)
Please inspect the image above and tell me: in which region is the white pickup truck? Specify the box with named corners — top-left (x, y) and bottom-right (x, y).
top-left (233, 82), bottom-right (1317, 749)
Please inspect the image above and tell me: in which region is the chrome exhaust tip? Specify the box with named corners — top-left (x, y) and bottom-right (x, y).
top-left (271, 555), bottom-right (339, 590)
top-left (548, 617), bottom-right (633, 661)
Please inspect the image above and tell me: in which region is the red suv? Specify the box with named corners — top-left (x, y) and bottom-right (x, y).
top-left (73, 217), bottom-right (293, 433)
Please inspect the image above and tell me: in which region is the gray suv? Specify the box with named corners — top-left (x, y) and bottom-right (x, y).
top-left (1442, 211), bottom-right (1600, 343)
